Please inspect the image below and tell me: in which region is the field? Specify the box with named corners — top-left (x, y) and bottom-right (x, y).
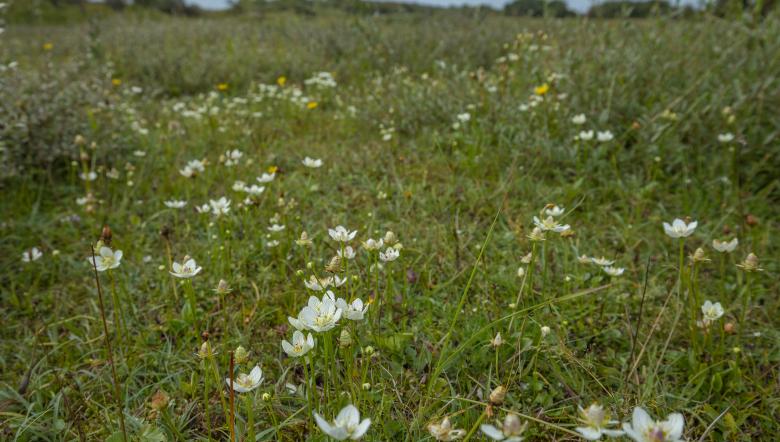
top-left (1, 7), bottom-right (780, 441)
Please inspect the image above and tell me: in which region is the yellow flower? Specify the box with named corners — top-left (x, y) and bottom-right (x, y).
top-left (43, 43), bottom-right (54, 51)
top-left (111, 78), bottom-right (122, 87)
top-left (217, 83), bottom-right (229, 91)
top-left (267, 165), bottom-right (278, 174)
top-left (277, 76), bottom-right (287, 87)
top-left (534, 83), bottom-right (549, 95)
top-left (307, 101), bottom-right (318, 110)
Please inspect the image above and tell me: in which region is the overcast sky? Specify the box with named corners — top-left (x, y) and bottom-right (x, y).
top-left (186, 0), bottom-right (698, 13)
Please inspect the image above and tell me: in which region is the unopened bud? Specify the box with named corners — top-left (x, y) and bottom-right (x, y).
top-left (489, 385), bottom-right (507, 405)
top-left (234, 346), bottom-right (249, 364)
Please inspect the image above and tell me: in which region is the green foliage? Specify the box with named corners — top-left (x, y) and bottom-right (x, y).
top-left (505, 0), bottom-right (575, 17)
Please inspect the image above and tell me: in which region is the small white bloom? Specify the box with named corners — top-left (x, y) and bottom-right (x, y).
top-left (226, 365), bottom-right (263, 393)
top-left (717, 133), bottom-right (734, 143)
top-left (299, 297), bottom-right (342, 332)
top-left (268, 224), bottom-right (286, 233)
top-left (362, 238), bottom-right (384, 251)
top-left (591, 257), bottom-right (615, 266)
top-left (572, 114), bottom-right (587, 125)
top-left (712, 238), bottom-right (738, 253)
top-left (428, 417), bottom-right (466, 441)
top-left (701, 300), bottom-right (724, 322)
top-left (282, 331), bottom-right (315, 358)
top-left (516, 267), bottom-right (525, 278)
top-left (209, 197), bottom-right (231, 217)
top-left (164, 200), bottom-right (187, 209)
top-left (79, 171), bottom-right (98, 181)
top-left (302, 157), bottom-right (323, 168)
top-left (338, 246), bottom-right (356, 260)
top-left (304, 275), bottom-right (330, 291)
top-left (480, 413), bottom-right (527, 441)
top-left (544, 205), bottom-right (565, 217)
top-left (622, 407), bottom-right (684, 442)
top-left (243, 184), bottom-right (265, 196)
top-left (170, 257), bottom-right (202, 279)
top-left (662, 218), bottom-right (697, 238)
top-left (579, 130), bottom-right (594, 141)
top-left (329, 225), bottom-right (357, 242)
top-left (313, 404), bottom-right (371, 440)
top-left (596, 131), bottom-right (614, 142)
top-left (603, 266), bottom-right (625, 277)
top-left (88, 246), bottom-right (123, 272)
top-left (540, 326), bottom-right (551, 337)
top-left (21, 247), bottom-right (43, 263)
top-left (336, 298), bottom-right (368, 321)
top-left (533, 216), bottom-right (570, 233)
top-left (257, 172), bottom-right (276, 183)
top-left (232, 181), bottom-right (247, 192)
top-left (379, 247), bottom-right (400, 262)
top-left (575, 403), bottom-right (624, 440)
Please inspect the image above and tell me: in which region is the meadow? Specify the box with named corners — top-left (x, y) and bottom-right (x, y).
top-left (1, 7), bottom-right (779, 441)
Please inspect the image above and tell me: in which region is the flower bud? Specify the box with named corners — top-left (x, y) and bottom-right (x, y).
top-left (362, 383), bottom-right (371, 390)
top-left (149, 390), bottom-right (170, 411)
top-left (214, 279), bottom-right (232, 295)
top-left (723, 322), bottom-right (735, 334)
top-left (489, 385), bottom-right (507, 405)
top-left (262, 392), bottom-right (271, 401)
top-left (198, 341), bottom-right (215, 359)
top-left (234, 346), bottom-right (249, 364)
top-left (363, 346), bottom-right (375, 356)
top-left (491, 332), bottom-right (503, 348)
top-left (517, 267), bottom-right (525, 278)
top-left (541, 326), bottom-right (551, 337)
top-left (339, 329), bottom-right (353, 347)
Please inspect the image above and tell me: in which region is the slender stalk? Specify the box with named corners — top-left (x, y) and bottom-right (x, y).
top-left (202, 360), bottom-right (213, 441)
top-left (229, 352), bottom-right (236, 442)
top-left (245, 394), bottom-right (255, 442)
top-left (90, 247), bottom-right (128, 442)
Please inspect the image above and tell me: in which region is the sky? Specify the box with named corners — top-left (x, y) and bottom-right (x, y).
top-left (185, 0), bottom-right (696, 14)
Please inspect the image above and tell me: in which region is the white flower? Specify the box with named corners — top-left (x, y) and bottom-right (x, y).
top-left (622, 407), bottom-right (684, 442)
top-left (226, 365), bottom-right (263, 393)
top-left (304, 275), bottom-right (330, 291)
top-left (712, 238), bottom-right (738, 253)
top-left (299, 297), bottom-right (342, 332)
top-left (572, 114), bottom-right (587, 125)
top-left (491, 332), bottom-right (503, 347)
top-left (701, 300), bottom-right (724, 322)
top-left (223, 149), bottom-right (243, 166)
top-left (80, 171), bottom-right (98, 181)
top-left (578, 255), bottom-right (592, 264)
top-left (170, 257), bottom-right (202, 279)
top-left (591, 257), bottom-right (614, 266)
top-left (337, 298), bottom-right (368, 321)
top-left (379, 247), bottom-right (400, 262)
top-left (268, 224), bottom-right (286, 233)
top-left (428, 417), bottom-right (465, 441)
top-left (232, 180), bottom-right (247, 192)
top-left (579, 130), bottom-right (594, 141)
top-left (209, 197), bottom-right (231, 216)
top-left (544, 205), bottom-right (565, 217)
top-left (257, 172), bottom-right (276, 183)
top-left (313, 404), bottom-right (371, 440)
top-left (533, 216), bottom-right (570, 233)
top-left (597, 131), bottom-right (614, 142)
top-left (88, 246), bottom-right (123, 271)
top-left (516, 267), bottom-right (525, 278)
top-left (243, 184), bottom-right (265, 196)
top-left (329, 225), bottom-right (357, 242)
top-left (164, 200), bottom-right (187, 209)
top-left (717, 133), bottom-right (734, 143)
top-left (180, 159), bottom-right (205, 177)
top-left (21, 247), bottom-right (43, 263)
top-left (575, 403), bottom-right (624, 440)
top-left (338, 246), bottom-right (356, 260)
top-left (266, 240), bottom-right (280, 248)
top-left (302, 157), bottom-right (323, 168)
top-left (603, 266), bottom-right (625, 277)
top-left (662, 218), bottom-right (697, 238)
top-left (540, 325), bottom-right (551, 337)
top-left (362, 238), bottom-right (384, 251)
top-left (480, 414), bottom-right (527, 441)
top-left (196, 203), bottom-right (211, 214)
top-left (282, 331), bottom-right (315, 358)
top-left (332, 275), bottom-right (347, 287)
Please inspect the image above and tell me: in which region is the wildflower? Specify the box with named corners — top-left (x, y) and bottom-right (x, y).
top-left (579, 130), bottom-right (594, 141)
top-left (313, 404), bottom-right (371, 440)
top-left (362, 238), bottom-right (384, 251)
top-left (257, 172), bottom-right (276, 183)
top-left (662, 218), bottom-right (697, 238)
top-left (209, 197), bottom-right (231, 216)
top-left (326, 256), bottom-right (342, 273)
top-left (428, 417), bottom-right (466, 441)
top-left (717, 133), bottom-right (734, 143)
top-left (379, 247), bottom-right (400, 262)
top-left (336, 298), bottom-right (368, 321)
top-left (88, 246), bottom-right (123, 271)
top-left (277, 76), bottom-right (286, 87)
top-left (491, 332), bottom-right (504, 348)
top-left (541, 326), bottom-right (551, 337)
top-left (299, 297), bottom-right (342, 332)
top-left (307, 101), bottom-right (318, 110)
top-left (533, 216), bottom-right (570, 233)
top-left (572, 114), bottom-right (587, 125)
top-left (223, 149), bottom-right (242, 167)
top-left (591, 256), bottom-right (614, 266)
top-left (164, 200), bottom-right (187, 209)
top-left (282, 330), bottom-right (315, 358)
top-left (329, 225), bottom-right (357, 242)
top-left (268, 224), bottom-right (286, 233)
top-left (489, 385), bottom-right (507, 405)
top-left (302, 157), bottom-right (323, 168)
top-left (80, 171), bottom-right (98, 181)
top-left (575, 403), bottom-right (624, 440)
top-left (304, 275), bottom-right (330, 291)
top-left (179, 159), bottom-right (205, 177)
top-left (712, 238), bottom-right (738, 253)
top-left (596, 131), bottom-right (614, 142)
top-left (296, 231), bottom-right (313, 246)
top-left (21, 247), bottom-right (43, 263)
top-left (170, 257), bottom-right (202, 279)
top-left (603, 266), bottom-right (625, 277)
top-left (149, 389), bottom-right (170, 412)
top-left (736, 253), bottom-right (762, 272)
top-left (689, 247), bottom-right (710, 263)
top-left (198, 341), bottom-right (217, 359)
top-left (234, 346), bottom-right (250, 364)
top-left (225, 365), bottom-right (263, 393)
top-left (266, 240), bottom-right (280, 248)
top-left (213, 279), bottom-right (232, 295)
top-left (544, 205), bottom-right (565, 217)
top-left (701, 300), bottom-right (724, 323)
top-left (622, 407), bottom-right (684, 442)
top-left (480, 414), bottom-right (527, 441)
top-left (527, 227), bottom-right (546, 242)
top-left (338, 246), bottom-right (356, 260)
top-left (521, 252), bottom-right (533, 264)
top-left (217, 83), bottom-right (229, 91)
top-left (43, 42), bottom-right (54, 51)
top-left (196, 203), bottom-right (211, 214)
top-left (339, 329), bottom-right (353, 347)
top-left (383, 231), bottom-right (398, 245)
top-left (534, 83), bottom-right (549, 96)
top-left (516, 267), bottom-right (525, 278)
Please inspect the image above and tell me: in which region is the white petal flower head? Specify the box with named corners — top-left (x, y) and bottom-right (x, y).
top-left (662, 218), bottom-right (697, 239)
top-left (578, 254), bottom-right (592, 264)
top-left (299, 297), bottom-right (342, 332)
top-left (480, 414), bottom-right (527, 441)
top-left (591, 256), bottom-right (614, 266)
top-left (257, 172), bottom-right (276, 183)
top-left (428, 417), bottom-right (466, 441)
top-left (579, 130), bottom-right (594, 141)
top-left (544, 205), bottom-right (565, 217)
top-left (196, 203), bottom-right (212, 214)
top-left (304, 275), bottom-right (329, 291)
top-left (209, 197), bottom-right (231, 216)
top-left (622, 407), bottom-right (684, 442)
top-left (712, 238), bottom-right (738, 253)
top-left (717, 133), bottom-right (734, 143)
top-left (22, 247), bottom-right (43, 263)
top-left (302, 156), bottom-right (323, 168)
top-left (268, 224), bottom-right (286, 233)
top-left (79, 171), bottom-right (98, 181)
top-left (379, 247), bottom-right (400, 262)
top-left (170, 257), bottom-right (202, 279)
top-left (337, 298), bottom-right (369, 321)
top-left (313, 404), bottom-right (371, 440)
top-left (232, 180), bottom-right (247, 192)
top-left (243, 185), bottom-right (265, 196)
top-left (603, 266), bottom-right (625, 277)
top-left (533, 216), bottom-right (570, 233)
top-left (338, 246), bottom-right (356, 260)
top-left (362, 238), bottom-right (384, 251)
top-left (701, 300), bottom-right (724, 322)
top-left (329, 225), bottom-right (357, 242)
top-left (89, 246), bottom-right (123, 272)
top-left (282, 331), bottom-right (315, 358)
top-left (164, 200), bottom-right (187, 209)
top-left (572, 114), bottom-right (587, 125)
top-left (597, 131), bottom-right (614, 142)
top-left (226, 365), bottom-right (263, 393)
top-left (575, 403), bottom-right (624, 440)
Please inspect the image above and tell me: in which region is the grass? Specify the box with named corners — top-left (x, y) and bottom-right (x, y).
top-left (1, 8), bottom-right (779, 441)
